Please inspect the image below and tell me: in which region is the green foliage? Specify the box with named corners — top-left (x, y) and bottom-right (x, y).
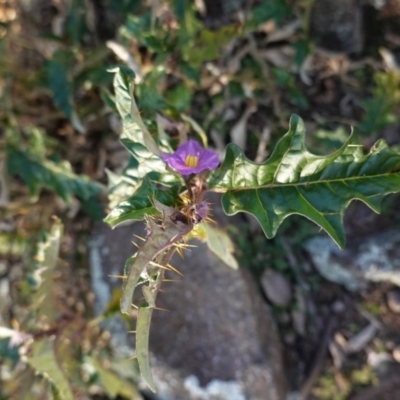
top-left (0, 337), bottom-right (20, 365)
top-left (234, 224), bottom-right (289, 275)
top-left (165, 82), bottom-right (192, 112)
top-left (0, 220), bottom-right (142, 398)
top-left (248, 0), bottom-right (294, 27)
top-left (358, 71), bottom-right (400, 135)
top-left (104, 178), bottom-right (180, 226)
top-left (27, 338), bottom-right (74, 400)
top-left (105, 67), bottom-right (181, 222)
top-left (313, 365), bottom-right (378, 400)
top-left (6, 127), bottom-right (104, 219)
top-left (272, 68), bottom-right (309, 109)
top-left (30, 221), bottom-right (63, 323)
top-left (45, 50), bottom-right (85, 133)
top-left (91, 357), bottom-right (142, 399)
top-left (67, 0), bottom-right (91, 44)
top-left (313, 373), bottom-right (350, 400)
top-left (184, 25), bottom-right (239, 66)
top-left (23, 221), bottom-right (74, 400)
top-left (136, 307), bottom-right (156, 392)
top-left (208, 114), bottom-right (400, 248)
top-left (196, 222), bottom-right (239, 270)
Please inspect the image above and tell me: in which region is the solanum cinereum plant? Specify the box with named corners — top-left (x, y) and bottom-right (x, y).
top-left (105, 68), bottom-right (400, 392)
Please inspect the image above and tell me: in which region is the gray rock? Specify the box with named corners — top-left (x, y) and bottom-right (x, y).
top-left (261, 269), bottom-right (292, 307)
top-left (90, 217), bottom-right (287, 400)
top-left (310, 0), bottom-right (364, 54)
top-left (304, 230), bottom-right (400, 291)
top-left (203, 0), bottom-right (245, 28)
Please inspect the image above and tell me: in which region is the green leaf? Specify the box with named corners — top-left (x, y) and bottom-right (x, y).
top-left (45, 50), bottom-right (85, 133)
top-left (0, 337), bottom-right (20, 365)
top-left (272, 68), bottom-right (309, 109)
top-left (208, 114), bottom-right (400, 248)
top-left (105, 67), bottom-right (180, 225)
top-left (195, 223), bottom-right (239, 269)
top-left (248, 0), bottom-right (294, 27)
top-left (119, 141), bottom-right (176, 187)
top-left (129, 80), bottom-right (161, 156)
top-left (136, 68), bottom-right (169, 112)
top-left (27, 338), bottom-right (74, 400)
top-left (123, 14), bottom-right (152, 44)
top-left (31, 220), bottom-right (63, 324)
top-left (166, 82), bottom-right (192, 112)
top-left (136, 306), bottom-right (156, 392)
top-left (174, 0), bottom-right (201, 46)
top-left (91, 357), bottom-right (141, 399)
top-left (111, 66), bottom-right (173, 184)
top-left (66, 0), bottom-right (87, 44)
top-left (358, 72), bottom-right (400, 135)
top-left (7, 137), bottom-right (103, 218)
top-left (105, 178), bottom-right (180, 227)
top-left (184, 25), bottom-right (237, 66)
top-left (178, 59), bottom-right (201, 84)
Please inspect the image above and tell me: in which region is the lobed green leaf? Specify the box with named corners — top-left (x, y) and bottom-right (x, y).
top-left (105, 67), bottom-right (179, 226)
top-left (208, 114), bottom-right (400, 248)
top-left (111, 67), bottom-right (175, 182)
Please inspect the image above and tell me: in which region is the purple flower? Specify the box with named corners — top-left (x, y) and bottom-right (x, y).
top-left (161, 140), bottom-right (219, 176)
top-left (195, 201), bottom-right (209, 222)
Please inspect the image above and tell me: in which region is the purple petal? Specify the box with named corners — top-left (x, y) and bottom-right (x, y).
top-left (197, 149), bottom-right (219, 170)
top-left (196, 201), bottom-right (209, 221)
top-left (174, 140), bottom-right (202, 158)
top-left (161, 140), bottom-right (219, 175)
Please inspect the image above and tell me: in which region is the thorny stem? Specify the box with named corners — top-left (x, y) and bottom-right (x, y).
top-left (183, 173), bottom-right (208, 203)
top-left (184, 174), bottom-right (195, 200)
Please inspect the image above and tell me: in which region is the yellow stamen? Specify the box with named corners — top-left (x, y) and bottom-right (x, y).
top-left (185, 154), bottom-right (199, 168)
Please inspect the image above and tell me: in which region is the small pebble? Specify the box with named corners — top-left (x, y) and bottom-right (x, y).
top-left (261, 269), bottom-right (292, 307)
top-left (331, 300), bottom-right (346, 314)
top-left (367, 350), bottom-right (392, 369)
top-left (393, 346), bottom-right (400, 363)
top-left (283, 332), bottom-right (296, 345)
top-left (387, 289), bottom-right (400, 313)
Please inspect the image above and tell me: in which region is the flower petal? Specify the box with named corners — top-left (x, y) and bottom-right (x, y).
top-left (161, 140), bottom-right (219, 175)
